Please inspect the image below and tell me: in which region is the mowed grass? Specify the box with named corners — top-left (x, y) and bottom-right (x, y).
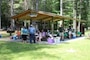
top-left (0, 38), bottom-right (90, 60)
top-left (0, 31), bottom-right (16, 38)
top-left (0, 30), bottom-right (90, 60)
top-left (0, 31), bottom-right (10, 38)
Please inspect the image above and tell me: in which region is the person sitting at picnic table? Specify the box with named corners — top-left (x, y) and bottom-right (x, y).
top-left (38, 30), bottom-right (42, 42)
top-left (77, 31), bottom-right (82, 37)
top-left (35, 30), bottom-right (39, 42)
top-left (35, 30), bottom-right (42, 42)
top-left (72, 29), bottom-right (76, 38)
top-left (64, 28), bottom-right (68, 39)
top-left (41, 29), bottom-right (48, 41)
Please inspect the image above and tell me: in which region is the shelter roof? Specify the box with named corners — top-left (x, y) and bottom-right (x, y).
top-left (11, 9), bottom-right (86, 22)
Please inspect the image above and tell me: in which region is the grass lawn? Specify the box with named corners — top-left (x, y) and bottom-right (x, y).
top-left (0, 38), bottom-right (90, 60)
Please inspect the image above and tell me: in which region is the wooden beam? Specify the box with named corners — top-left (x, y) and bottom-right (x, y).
top-left (11, 9), bottom-right (86, 23)
top-left (32, 15), bottom-right (50, 20)
top-left (43, 18), bottom-right (52, 21)
top-left (12, 10), bottom-right (31, 19)
top-left (40, 16), bottom-right (51, 20)
top-left (51, 17), bottom-right (54, 35)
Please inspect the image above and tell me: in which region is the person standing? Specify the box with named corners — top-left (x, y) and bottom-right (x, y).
top-left (21, 27), bottom-right (28, 43)
top-left (68, 26), bottom-right (72, 39)
top-left (80, 23), bottom-right (85, 36)
top-left (28, 25), bottom-right (36, 43)
top-left (58, 25), bottom-right (64, 41)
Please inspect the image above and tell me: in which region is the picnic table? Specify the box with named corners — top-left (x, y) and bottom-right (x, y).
top-left (7, 28), bottom-right (15, 36)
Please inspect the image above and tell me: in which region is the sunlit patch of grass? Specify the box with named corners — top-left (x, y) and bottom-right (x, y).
top-left (1, 34), bottom-right (10, 38)
top-left (0, 31), bottom-right (15, 38)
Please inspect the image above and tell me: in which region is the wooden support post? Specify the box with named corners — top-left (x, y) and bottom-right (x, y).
top-left (78, 21), bottom-right (80, 32)
top-left (62, 19), bottom-right (64, 28)
top-left (24, 20), bottom-right (27, 27)
top-left (30, 18), bottom-right (32, 25)
top-left (51, 17), bottom-right (54, 36)
top-left (49, 20), bottom-right (51, 30)
top-left (43, 21), bottom-right (45, 29)
top-left (78, 13), bottom-right (81, 32)
top-left (40, 20), bottom-right (43, 30)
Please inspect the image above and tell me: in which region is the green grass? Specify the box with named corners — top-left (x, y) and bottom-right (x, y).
top-left (1, 34), bottom-right (10, 38)
top-left (0, 39), bottom-right (90, 60)
top-left (85, 30), bottom-right (90, 35)
top-left (0, 30), bottom-right (90, 60)
top-left (0, 31), bottom-right (15, 38)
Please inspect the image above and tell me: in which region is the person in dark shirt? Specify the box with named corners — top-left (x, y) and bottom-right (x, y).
top-left (58, 25), bottom-right (64, 41)
top-left (68, 26), bottom-right (73, 39)
top-left (80, 23), bottom-right (85, 36)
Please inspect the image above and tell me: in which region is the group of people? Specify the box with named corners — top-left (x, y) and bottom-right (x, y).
top-left (14, 24), bottom-right (83, 43)
top-left (58, 25), bottom-right (83, 41)
top-left (15, 24), bottom-right (48, 43)
top-left (15, 24), bottom-right (36, 43)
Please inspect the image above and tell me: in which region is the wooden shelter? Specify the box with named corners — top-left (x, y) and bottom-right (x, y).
top-left (11, 9), bottom-right (85, 22)
top-left (11, 9), bottom-right (86, 35)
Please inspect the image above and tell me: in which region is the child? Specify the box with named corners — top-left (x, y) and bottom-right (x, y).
top-left (21, 27), bottom-right (28, 43)
top-left (16, 29), bottom-right (21, 39)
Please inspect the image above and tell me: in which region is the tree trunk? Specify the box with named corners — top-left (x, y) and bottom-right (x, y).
top-left (73, 0), bottom-right (77, 32)
top-left (35, 0), bottom-right (39, 11)
top-left (0, 0), bottom-right (2, 29)
top-left (10, 0), bottom-right (14, 29)
top-left (78, 0), bottom-right (82, 32)
top-left (60, 0), bottom-right (63, 16)
top-left (58, 0), bottom-right (63, 26)
top-left (24, 0), bottom-right (28, 10)
top-left (27, 0), bottom-right (30, 9)
top-left (24, 0), bottom-right (28, 27)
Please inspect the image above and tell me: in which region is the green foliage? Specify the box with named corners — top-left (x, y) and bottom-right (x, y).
top-left (1, 0), bottom-right (10, 27)
top-left (38, 0), bottom-right (59, 14)
top-left (1, 0), bottom-right (90, 27)
top-left (1, 0), bottom-right (10, 14)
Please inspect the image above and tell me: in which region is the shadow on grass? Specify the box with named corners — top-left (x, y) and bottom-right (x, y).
top-left (0, 42), bottom-right (55, 53)
top-left (0, 41), bottom-right (62, 60)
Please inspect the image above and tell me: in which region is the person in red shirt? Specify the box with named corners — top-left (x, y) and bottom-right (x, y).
top-left (16, 29), bottom-right (21, 39)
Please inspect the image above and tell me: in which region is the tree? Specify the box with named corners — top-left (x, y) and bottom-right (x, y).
top-left (10, 0), bottom-right (15, 29)
top-left (88, 0), bottom-right (90, 27)
top-left (1, 0), bottom-right (90, 28)
top-left (0, 0), bottom-right (1, 29)
top-left (1, 0), bottom-right (10, 28)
